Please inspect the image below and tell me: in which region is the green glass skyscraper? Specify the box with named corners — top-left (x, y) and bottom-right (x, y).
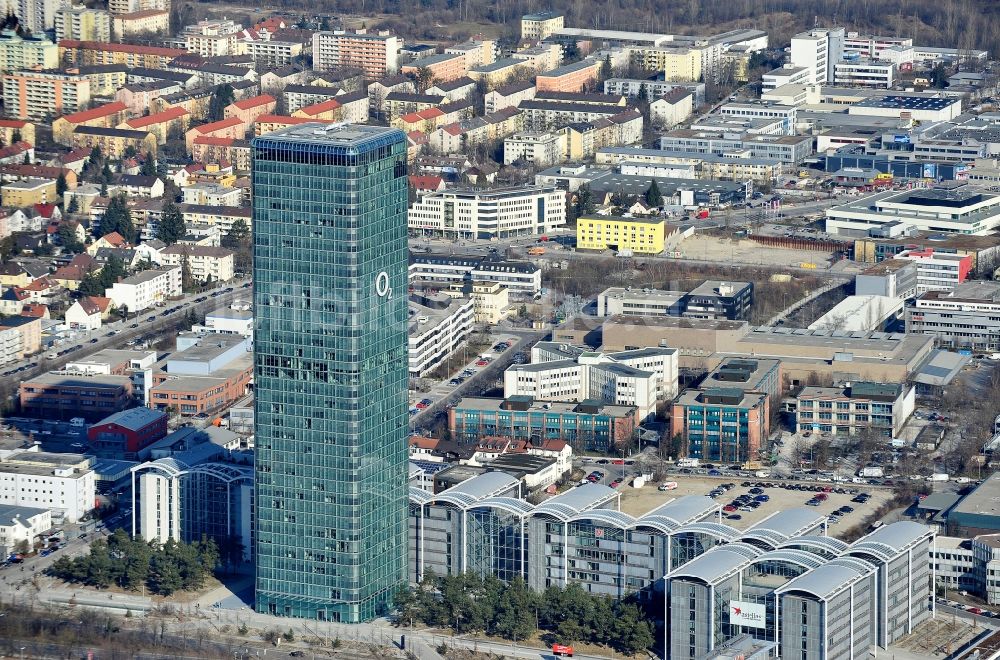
top-left (251, 124), bottom-right (409, 623)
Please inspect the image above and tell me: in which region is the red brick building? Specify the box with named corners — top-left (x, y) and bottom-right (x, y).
top-left (87, 407), bottom-right (168, 457)
top-left (20, 372), bottom-right (133, 421)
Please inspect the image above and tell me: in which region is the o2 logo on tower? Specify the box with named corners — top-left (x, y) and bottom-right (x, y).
top-left (376, 271), bottom-right (392, 299)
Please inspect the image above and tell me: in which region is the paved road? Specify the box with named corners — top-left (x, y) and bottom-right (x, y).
top-left (0, 279), bottom-right (251, 391)
top-left (410, 328), bottom-right (546, 430)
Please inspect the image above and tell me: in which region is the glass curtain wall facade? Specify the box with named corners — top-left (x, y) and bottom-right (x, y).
top-left (252, 124), bottom-right (410, 623)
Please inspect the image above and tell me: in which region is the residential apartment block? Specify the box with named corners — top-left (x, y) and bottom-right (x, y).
top-left (408, 293), bottom-right (474, 378)
top-left (2, 69), bottom-right (91, 119)
top-left (311, 30), bottom-right (400, 78)
top-left (107, 0), bottom-right (169, 15)
top-left (59, 40), bottom-right (186, 68)
top-left (160, 245), bottom-right (235, 283)
top-left (54, 5), bottom-right (111, 41)
top-left (71, 125), bottom-right (157, 159)
top-left (111, 9), bottom-right (169, 37)
top-left (520, 11), bottom-right (563, 41)
top-left (0, 31), bottom-right (57, 71)
top-left (503, 131), bottom-right (566, 168)
top-left (485, 80), bottom-right (536, 114)
top-left (105, 266), bottom-right (181, 312)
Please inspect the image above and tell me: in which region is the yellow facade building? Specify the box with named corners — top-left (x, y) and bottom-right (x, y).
top-left (2, 178), bottom-right (57, 208)
top-left (627, 46), bottom-right (703, 82)
top-left (576, 215), bottom-right (668, 254)
top-left (520, 11), bottom-right (563, 41)
top-left (471, 281), bottom-right (510, 324)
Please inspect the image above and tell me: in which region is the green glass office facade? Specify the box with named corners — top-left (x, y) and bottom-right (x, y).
top-left (251, 124), bottom-right (409, 622)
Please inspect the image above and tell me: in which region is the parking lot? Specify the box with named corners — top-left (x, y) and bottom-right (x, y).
top-left (615, 474), bottom-right (894, 538)
top-left (409, 334), bottom-right (522, 414)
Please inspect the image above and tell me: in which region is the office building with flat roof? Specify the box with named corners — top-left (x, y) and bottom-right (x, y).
top-left (19, 372), bottom-right (134, 421)
top-left (252, 123), bottom-right (410, 622)
top-left (0, 450), bottom-right (96, 523)
top-left (449, 396), bottom-right (638, 452)
top-left (596, 281), bottom-right (754, 321)
top-left (905, 281), bottom-right (1000, 351)
top-left (795, 381), bottom-right (915, 438)
top-left (408, 252), bottom-right (542, 296)
top-left (670, 387), bottom-right (769, 463)
top-left (825, 187), bottom-right (1000, 237)
top-left (503, 342), bottom-right (678, 422)
top-left (407, 185), bottom-right (565, 240)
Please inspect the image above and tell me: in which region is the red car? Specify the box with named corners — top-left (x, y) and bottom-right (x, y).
top-left (723, 505), bottom-right (737, 512)
top-left (611, 459), bottom-right (625, 465)
top-left (475, 359), bottom-right (488, 366)
top-left (815, 493), bottom-right (829, 501)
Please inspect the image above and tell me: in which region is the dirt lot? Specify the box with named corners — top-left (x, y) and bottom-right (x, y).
top-left (678, 235), bottom-right (836, 269)
top-left (889, 617), bottom-right (989, 659)
top-left (617, 475), bottom-right (894, 539)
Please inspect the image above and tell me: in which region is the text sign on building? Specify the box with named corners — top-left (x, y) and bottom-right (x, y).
top-left (729, 600), bottom-right (765, 629)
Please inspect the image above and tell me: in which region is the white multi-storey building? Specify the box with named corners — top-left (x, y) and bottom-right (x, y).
top-left (408, 185), bottom-right (565, 240)
top-left (408, 294), bottom-right (475, 378)
top-left (408, 253), bottom-right (543, 297)
top-left (160, 246), bottom-right (235, 283)
top-left (761, 65), bottom-right (812, 91)
top-left (825, 188), bottom-right (1000, 236)
top-left (107, 0), bottom-right (168, 15)
top-left (503, 342), bottom-right (678, 422)
top-left (833, 59), bottom-right (895, 88)
top-left (0, 327), bottom-right (22, 367)
top-left (905, 281), bottom-right (1000, 351)
top-left (718, 102), bottom-right (797, 134)
top-left (503, 132), bottom-right (566, 168)
top-left (136, 468), bottom-right (179, 542)
top-left (894, 248), bottom-right (971, 293)
top-left (18, 0), bottom-right (60, 32)
top-left (790, 27), bottom-right (844, 84)
top-left (105, 266), bottom-right (181, 313)
top-left (843, 33), bottom-right (913, 60)
top-left (0, 504), bottom-right (51, 551)
top-left (0, 451), bottom-right (96, 523)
